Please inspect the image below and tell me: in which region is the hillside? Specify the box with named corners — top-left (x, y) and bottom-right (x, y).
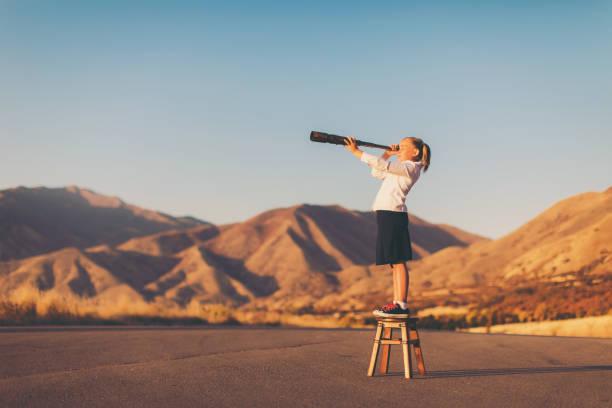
top-left (0, 192), bottom-right (485, 312)
top-left (406, 187), bottom-right (611, 290)
top-left (203, 204), bottom-right (485, 298)
top-left (2, 185), bottom-right (608, 330)
top-left (0, 186), bottom-right (209, 261)
top-left (310, 187), bottom-right (611, 321)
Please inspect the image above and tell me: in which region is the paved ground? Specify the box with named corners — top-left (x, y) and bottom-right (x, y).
top-left (1, 325), bottom-right (611, 407)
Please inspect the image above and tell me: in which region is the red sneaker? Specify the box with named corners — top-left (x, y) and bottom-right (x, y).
top-left (373, 302), bottom-right (410, 318)
top-left (373, 302), bottom-right (396, 312)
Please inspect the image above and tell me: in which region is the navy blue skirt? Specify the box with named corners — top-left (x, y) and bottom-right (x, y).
top-left (375, 210), bottom-right (413, 265)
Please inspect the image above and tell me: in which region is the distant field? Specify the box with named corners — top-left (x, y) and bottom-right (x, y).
top-left (464, 315), bottom-right (612, 338)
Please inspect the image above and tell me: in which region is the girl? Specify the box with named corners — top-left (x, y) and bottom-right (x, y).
top-left (344, 136), bottom-right (431, 318)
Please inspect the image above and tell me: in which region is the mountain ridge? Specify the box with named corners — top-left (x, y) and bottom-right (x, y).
top-left (1, 185), bottom-right (607, 323)
top-left (0, 185), bottom-right (486, 310)
top-left (0, 186), bottom-right (210, 261)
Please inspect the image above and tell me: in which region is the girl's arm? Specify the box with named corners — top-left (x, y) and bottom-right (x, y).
top-left (344, 137), bottom-right (412, 178)
top-left (345, 137), bottom-right (396, 160)
top-left (372, 146), bottom-right (396, 179)
top-left (370, 153), bottom-right (388, 179)
top-left (360, 151), bottom-right (415, 178)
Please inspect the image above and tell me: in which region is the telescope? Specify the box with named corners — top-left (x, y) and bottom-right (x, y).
top-left (310, 131), bottom-right (392, 150)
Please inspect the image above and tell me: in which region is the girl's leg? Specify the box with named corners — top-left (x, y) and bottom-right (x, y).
top-left (390, 264), bottom-right (398, 301)
top-left (392, 262), bottom-right (409, 302)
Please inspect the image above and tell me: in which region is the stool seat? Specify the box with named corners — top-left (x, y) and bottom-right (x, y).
top-left (367, 315), bottom-right (427, 379)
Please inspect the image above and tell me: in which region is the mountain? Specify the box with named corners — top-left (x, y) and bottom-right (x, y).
top-left (2, 184), bottom-right (609, 326)
top-left (116, 224), bottom-right (220, 257)
top-left (0, 247), bottom-right (141, 304)
top-left (407, 187), bottom-right (612, 289)
top-left (0, 186), bottom-right (210, 261)
top-left (0, 190), bottom-right (486, 311)
top-left (202, 204), bottom-right (486, 298)
top-left (316, 187), bottom-right (612, 313)
top-left (2, 185), bottom-right (609, 328)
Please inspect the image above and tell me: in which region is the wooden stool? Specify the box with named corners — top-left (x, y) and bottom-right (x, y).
top-left (367, 316), bottom-right (426, 379)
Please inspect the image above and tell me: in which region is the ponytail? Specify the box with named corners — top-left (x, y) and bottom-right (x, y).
top-left (403, 137), bottom-right (431, 172)
top-left (421, 142), bottom-right (431, 172)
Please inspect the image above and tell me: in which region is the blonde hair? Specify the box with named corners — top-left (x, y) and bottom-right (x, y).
top-left (403, 137), bottom-right (431, 172)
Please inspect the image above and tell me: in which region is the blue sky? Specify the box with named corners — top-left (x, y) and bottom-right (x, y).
top-left (1, 0), bottom-right (611, 238)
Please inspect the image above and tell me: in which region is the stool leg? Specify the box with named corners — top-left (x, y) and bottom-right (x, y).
top-left (379, 327), bottom-right (392, 374)
top-left (400, 323), bottom-right (413, 379)
top-left (412, 328), bottom-right (427, 376)
top-left (367, 322), bottom-right (384, 376)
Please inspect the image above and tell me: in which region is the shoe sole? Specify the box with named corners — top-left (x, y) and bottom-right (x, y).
top-left (373, 309), bottom-right (410, 318)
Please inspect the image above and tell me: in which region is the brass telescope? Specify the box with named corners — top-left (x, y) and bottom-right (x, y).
top-left (309, 131), bottom-right (391, 150)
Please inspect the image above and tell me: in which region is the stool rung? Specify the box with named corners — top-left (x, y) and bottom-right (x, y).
top-left (377, 322), bottom-right (416, 329)
top-left (378, 339), bottom-right (420, 345)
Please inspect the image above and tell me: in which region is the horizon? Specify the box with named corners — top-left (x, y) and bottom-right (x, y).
top-left (1, 1), bottom-right (611, 239)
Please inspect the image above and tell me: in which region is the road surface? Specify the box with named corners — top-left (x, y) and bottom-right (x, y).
top-left (1, 326), bottom-right (611, 407)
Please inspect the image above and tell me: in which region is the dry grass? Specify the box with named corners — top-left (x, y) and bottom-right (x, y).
top-left (0, 282), bottom-right (380, 329)
top-left (0, 286), bottom-right (235, 325)
top-left (3, 285), bottom-right (611, 337)
top-left (463, 315), bottom-right (612, 338)
top-left (417, 305), bottom-right (470, 318)
top-left (0, 286), bottom-right (370, 327)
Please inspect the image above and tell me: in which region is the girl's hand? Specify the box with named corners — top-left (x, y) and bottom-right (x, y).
top-left (383, 144), bottom-right (399, 159)
top-left (343, 136), bottom-right (360, 153)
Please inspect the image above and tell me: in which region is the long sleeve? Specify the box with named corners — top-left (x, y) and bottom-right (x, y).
top-left (370, 167), bottom-right (386, 179)
top-left (360, 151), bottom-right (415, 178)
top-left (369, 153), bottom-right (387, 179)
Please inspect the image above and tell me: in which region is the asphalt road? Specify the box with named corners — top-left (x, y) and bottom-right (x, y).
top-left (1, 326), bottom-right (611, 407)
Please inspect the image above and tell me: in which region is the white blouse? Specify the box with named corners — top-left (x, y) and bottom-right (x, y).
top-left (360, 151), bottom-right (423, 212)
